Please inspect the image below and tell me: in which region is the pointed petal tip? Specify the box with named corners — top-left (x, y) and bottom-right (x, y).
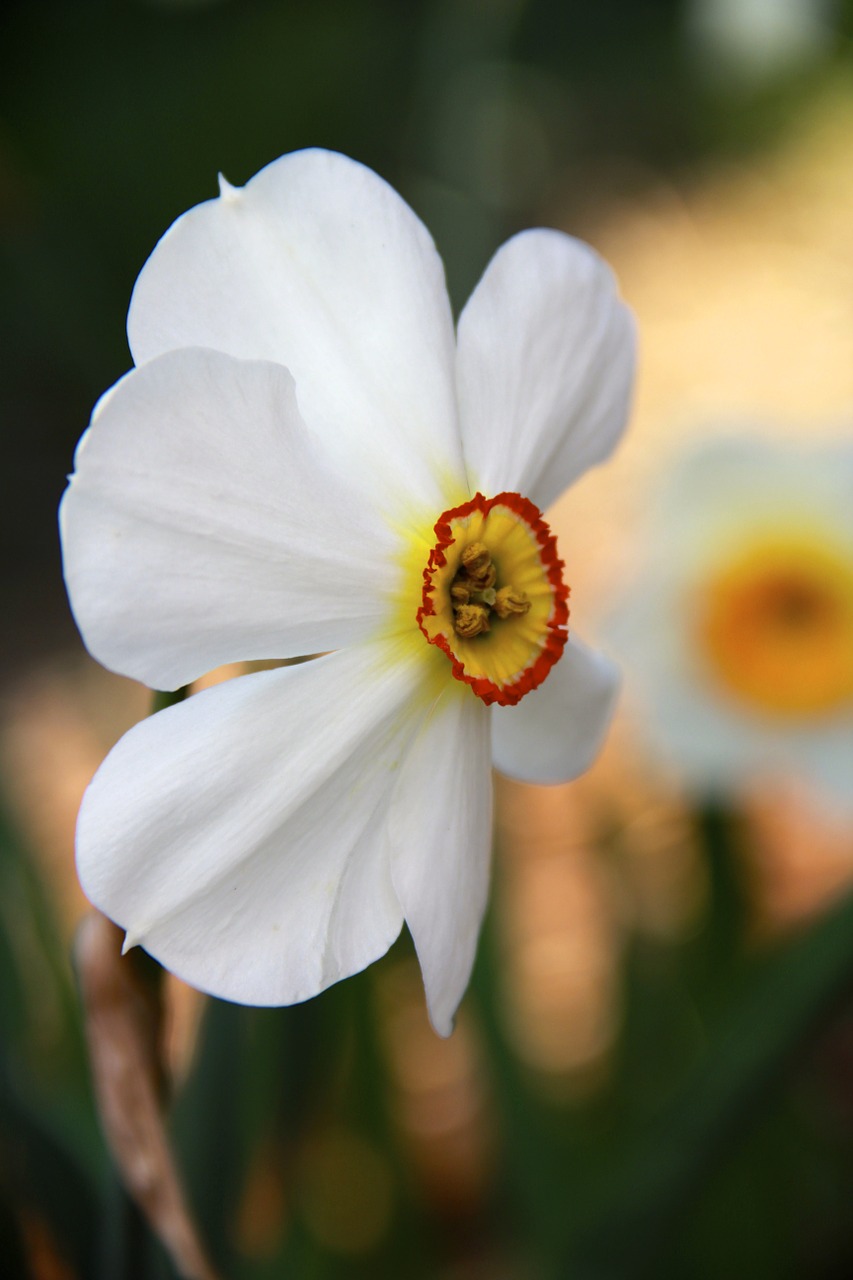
top-left (391, 694), bottom-right (491, 1042)
top-left (127, 148), bottom-right (465, 511)
top-left (217, 173), bottom-right (241, 202)
top-left (76, 647), bottom-right (421, 1008)
top-left (121, 928), bottom-right (142, 955)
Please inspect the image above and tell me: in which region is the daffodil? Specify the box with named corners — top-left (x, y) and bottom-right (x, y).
top-left (60, 150), bottom-right (634, 1033)
top-left (611, 435), bottom-right (853, 811)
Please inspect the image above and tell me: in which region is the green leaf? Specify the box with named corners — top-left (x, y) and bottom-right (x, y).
top-left (564, 881), bottom-right (853, 1279)
top-left (0, 1044), bottom-right (99, 1279)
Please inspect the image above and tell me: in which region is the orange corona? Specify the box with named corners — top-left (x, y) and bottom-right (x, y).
top-left (418, 492), bottom-right (569, 706)
top-left (698, 538), bottom-right (853, 720)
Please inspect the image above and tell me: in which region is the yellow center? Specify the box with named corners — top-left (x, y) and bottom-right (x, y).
top-left (697, 536), bottom-right (853, 720)
top-left (416, 492), bottom-right (569, 706)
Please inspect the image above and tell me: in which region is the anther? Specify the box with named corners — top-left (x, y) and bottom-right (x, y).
top-left (459, 541), bottom-right (497, 591)
top-left (461, 542), bottom-right (491, 576)
top-left (454, 603), bottom-right (491, 638)
top-left (469, 562), bottom-right (497, 591)
top-left (494, 586), bottom-right (531, 619)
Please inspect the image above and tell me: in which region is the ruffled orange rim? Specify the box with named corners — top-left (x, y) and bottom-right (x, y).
top-left (416, 491), bottom-right (570, 706)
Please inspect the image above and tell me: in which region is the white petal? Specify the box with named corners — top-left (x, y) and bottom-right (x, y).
top-left (491, 637), bottom-right (620, 784)
top-left (128, 150), bottom-right (466, 517)
top-left (389, 686), bottom-right (492, 1036)
top-left (798, 723), bottom-right (853, 818)
top-left (76, 642), bottom-right (433, 1006)
top-left (456, 229), bottom-right (635, 512)
top-left (60, 348), bottom-right (398, 690)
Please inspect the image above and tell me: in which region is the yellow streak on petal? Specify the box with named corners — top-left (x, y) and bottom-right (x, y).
top-left (383, 475), bottom-right (471, 641)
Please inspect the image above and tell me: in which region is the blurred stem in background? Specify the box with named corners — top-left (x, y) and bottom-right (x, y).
top-left (473, 804), bottom-right (853, 1280)
top-left (695, 800), bottom-right (752, 984)
top-left (562, 830), bottom-right (853, 1279)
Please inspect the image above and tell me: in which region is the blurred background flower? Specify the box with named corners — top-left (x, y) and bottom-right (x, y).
top-left (607, 433), bottom-right (853, 810)
top-left (3, 1), bottom-right (853, 1278)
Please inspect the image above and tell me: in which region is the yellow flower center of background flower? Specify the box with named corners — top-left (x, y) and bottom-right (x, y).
top-left (697, 537), bottom-right (853, 720)
top-left (417, 492), bottom-right (569, 706)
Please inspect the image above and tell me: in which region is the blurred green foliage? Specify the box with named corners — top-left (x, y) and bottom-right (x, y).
top-left (2, 0), bottom-right (853, 658)
top-left (5, 787), bottom-right (853, 1278)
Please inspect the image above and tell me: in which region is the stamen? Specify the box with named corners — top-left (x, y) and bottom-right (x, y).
top-left (449, 539), bottom-right (529, 637)
top-left (461, 542), bottom-right (491, 575)
top-left (454, 603), bottom-right (491, 637)
top-left (460, 542), bottom-right (497, 592)
top-left (494, 586), bottom-right (531, 619)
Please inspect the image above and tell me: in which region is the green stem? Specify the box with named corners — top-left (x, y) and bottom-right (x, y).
top-left (696, 799), bottom-right (751, 977)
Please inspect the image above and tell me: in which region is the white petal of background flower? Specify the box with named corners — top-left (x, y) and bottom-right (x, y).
top-left (491, 636), bottom-right (620, 785)
top-left (389, 686), bottom-right (492, 1036)
top-left (618, 571), bottom-right (853, 812)
top-left (127, 149), bottom-right (467, 520)
top-left (609, 435), bottom-right (853, 811)
top-left (455, 228), bottom-right (635, 513)
top-left (76, 642), bottom-right (437, 1006)
top-left (60, 348), bottom-right (400, 690)
top-left (642, 433), bottom-right (853, 577)
top-left (797, 723), bottom-right (853, 818)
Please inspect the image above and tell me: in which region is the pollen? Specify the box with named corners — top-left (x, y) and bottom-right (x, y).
top-left (417, 492), bottom-right (570, 706)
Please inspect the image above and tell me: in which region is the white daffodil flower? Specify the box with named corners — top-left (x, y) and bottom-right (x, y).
top-left (611, 434), bottom-right (853, 813)
top-left (60, 149), bottom-right (635, 1034)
